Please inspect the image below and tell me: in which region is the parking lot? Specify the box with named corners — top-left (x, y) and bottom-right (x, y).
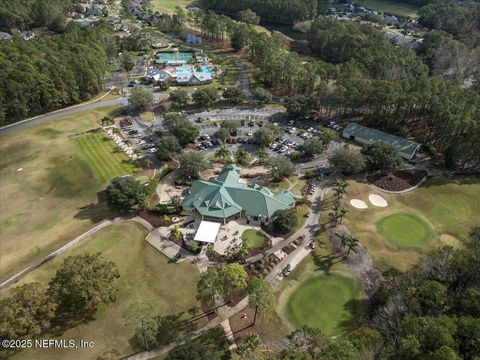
top-left (192, 116), bottom-right (342, 160)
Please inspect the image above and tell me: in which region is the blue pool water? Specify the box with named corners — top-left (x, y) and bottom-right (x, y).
top-left (200, 65), bottom-right (211, 74)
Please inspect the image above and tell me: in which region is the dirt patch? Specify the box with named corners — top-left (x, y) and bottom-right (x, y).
top-left (328, 224), bottom-right (382, 297)
top-left (137, 210), bottom-right (172, 227)
top-left (368, 169), bottom-right (427, 192)
top-left (229, 306), bottom-right (287, 352)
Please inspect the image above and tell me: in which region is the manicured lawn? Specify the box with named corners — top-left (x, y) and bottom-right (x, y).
top-left (139, 109), bottom-right (155, 122)
top-left (242, 229), bottom-right (266, 249)
top-left (0, 107), bottom-right (122, 283)
top-left (286, 270), bottom-right (365, 336)
top-left (136, 175), bottom-right (151, 185)
top-left (9, 221), bottom-right (202, 360)
top-left (344, 177), bottom-right (480, 272)
top-left (295, 204), bottom-right (310, 230)
top-left (359, 0), bottom-right (419, 17)
top-left (74, 132), bottom-right (139, 184)
top-left (377, 212), bottom-right (435, 248)
top-left (152, 0), bottom-right (192, 14)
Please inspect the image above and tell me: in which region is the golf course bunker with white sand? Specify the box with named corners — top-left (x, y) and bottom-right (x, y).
top-left (369, 194), bottom-right (388, 207)
top-left (350, 199), bottom-right (368, 209)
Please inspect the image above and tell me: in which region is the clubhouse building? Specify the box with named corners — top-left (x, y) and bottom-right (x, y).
top-left (182, 164), bottom-right (296, 225)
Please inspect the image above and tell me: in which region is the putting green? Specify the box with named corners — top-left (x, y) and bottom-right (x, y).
top-left (377, 212), bottom-right (435, 247)
top-left (286, 272), bottom-right (364, 336)
top-left (242, 229), bottom-right (266, 249)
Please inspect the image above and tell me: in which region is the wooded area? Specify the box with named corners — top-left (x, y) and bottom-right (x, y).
top-left (0, 24), bottom-right (115, 125)
top-left (199, 0), bottom-right (318, 24)
top-left (196, 8), bottom-right (480, 171)
top-left (0, 0), bottom-right (72, 33)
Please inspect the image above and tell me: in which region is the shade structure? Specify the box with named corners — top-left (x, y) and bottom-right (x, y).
top-left (194, 221), bottom-right (221, 243)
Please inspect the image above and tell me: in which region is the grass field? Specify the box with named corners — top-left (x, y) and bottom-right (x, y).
top-left (344, 177), bottom-right (480, 272)
top-left (286, 270), bottom-right (365, 336)
top-left (242, 229), bottom-right (266, 249)
top-left (276, 229), bottom-right (366, 337)
top-left (295, 204), bottom-right (310, 231)
top-left (0, 106), bottom-right (133, 283)
top-left (139, 109), bottom-right (155, 123)
top-left (153, 0), bottom-right (193, 14)
top-left (8, 221), bottom-right (202, 360)
top-left (359, 0), bottom-right (419, 17)
top-left (74, 132), bottom-right (139, 183)
top-left (377, 212), bottom-right (435, 247)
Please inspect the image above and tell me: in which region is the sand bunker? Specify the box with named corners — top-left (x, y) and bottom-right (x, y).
top-left (350, 199), bottom-right (368, 209)
top-left (369, 194), bottom-right (388, 207)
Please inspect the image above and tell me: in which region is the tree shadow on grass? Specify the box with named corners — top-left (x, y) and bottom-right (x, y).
top-left (336, 298), bottom-right (367, 333)
top-left (48, 308), bottom-right (97, 337)
top-left (74, 190), bottom-right (116, 223)
top-left (312, 250), bottom-right (346, 275)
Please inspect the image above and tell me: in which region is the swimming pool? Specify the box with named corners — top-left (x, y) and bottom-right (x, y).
top-left (200, 65), bottom-right (211, 74)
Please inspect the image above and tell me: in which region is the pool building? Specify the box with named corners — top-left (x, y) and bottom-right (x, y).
top-left (148, 49), bottom-right (213, 85)
top-left (182, 164), bottom-right (296, 224)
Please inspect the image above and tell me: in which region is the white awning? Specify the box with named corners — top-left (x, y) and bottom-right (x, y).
top-left (194, 221), bottom-right (221, 243)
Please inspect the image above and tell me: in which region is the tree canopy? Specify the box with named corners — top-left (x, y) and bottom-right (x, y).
top-left (329, 147), bottom-right (366, 175)
top-left (272, 208), bottom-right (298, 233)
top-left (361, 142), bottom-right (402, 173)
top-left (269, 156), bottom-right (295, 180)
top-left (128, 87), bottom-right (153, 112)
top-left (48, 253), bottom-right (120, 312)
top-left (0, 24), bottom-right (115, 125)
top-left (179, 151), bottom-right (209, 179)
top-left (0, 282), bottom-right (57, 339)
top-left (106, 176), bottom-right (145, 210)
top-left (156, 136), bottom-right (182, 161)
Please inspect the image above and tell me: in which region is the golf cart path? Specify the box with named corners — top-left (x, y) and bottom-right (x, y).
top-left (0, 216), bottom-right (152, 291)
top-left (122, 185), bottom-right (327, 360)
top-left (0, 92), bottom-right (126, 136)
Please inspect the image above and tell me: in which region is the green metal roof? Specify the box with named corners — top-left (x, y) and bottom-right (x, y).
top-left (182, 165), bottom-right (296, 219)
top-left (343, 123), bottom-right (421, 159)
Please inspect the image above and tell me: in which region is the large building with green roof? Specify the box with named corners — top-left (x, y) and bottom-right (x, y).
top-left (342, 123), bottom-right (421, 160)
top-left (182, 164), bottom-right (296, 224)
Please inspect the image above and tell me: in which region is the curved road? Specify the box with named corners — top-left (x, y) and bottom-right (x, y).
top-left (0, 98), bottom-right (127, 137)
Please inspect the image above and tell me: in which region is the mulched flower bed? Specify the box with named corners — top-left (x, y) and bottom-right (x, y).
top-left (137, 209), bottom-right (172, 227)
top-left (368, 169), bottom-right (427, 192)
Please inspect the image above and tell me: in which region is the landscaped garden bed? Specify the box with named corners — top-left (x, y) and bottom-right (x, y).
top-left (368, 169), bottom-right (427, 192)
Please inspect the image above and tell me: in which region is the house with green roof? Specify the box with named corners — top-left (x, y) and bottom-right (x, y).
top-left (342, 123), bottom-right (421, 160)
top-left (182, 164), bottom-right (296, 224)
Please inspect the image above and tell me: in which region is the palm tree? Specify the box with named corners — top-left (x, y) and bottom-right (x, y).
top-left (144, 158), bottom-right (153, 169)
top-left (340, 234), bottom-right (359, 255)
top-left (215, 145), bottom-right (230, 160)
top-left (333, 179), bottom-right (348, 200)
top-left (334, 204), bottom-right (349, 224)
top-left (255, 148), bottom-right (269, 164)
top-left (235, 148), bottom-right (250, 165)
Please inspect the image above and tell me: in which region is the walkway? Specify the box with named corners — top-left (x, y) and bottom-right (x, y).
top-left (0, 96), bottom-right (125, 136)
top-left (0, 216), bottom-right (152, 291)
top-left (123, 297), bottom-right (249, 360)
top-left (123, 183), bottom-right (328, 360)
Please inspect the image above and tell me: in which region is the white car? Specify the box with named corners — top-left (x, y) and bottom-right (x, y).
top-left (308, 127), bottom-right (314, 132)
top-left (270, 143), bottom-right (278, 149)
top-left (247, 131), bottom-right (253, 136)
top-left (148, 148), bottom-right (157, 153)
